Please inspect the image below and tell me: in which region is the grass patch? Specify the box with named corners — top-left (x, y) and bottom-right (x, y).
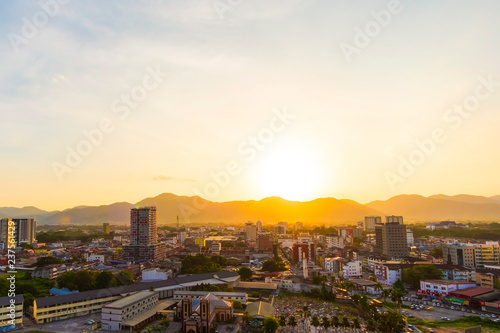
top-left (408, 316), bottom-right (500, 331)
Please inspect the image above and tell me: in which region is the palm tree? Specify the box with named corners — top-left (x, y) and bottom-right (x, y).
top-left (242, 310), bottom-right (250, 324)
top-left (381, 289), bottom-right (390, 302)
top-left (366, 319), bottom-right (376, 332)
top-left (374, 282), bottom-right (383, 294)
top-left (311, 316), bottom-right (320, 333)
top-left (330, 274), bottom-right (336, 285)
top-left (331, 315), bottom-right (340, 330)
top-left (279, 315), bottom-right (286, 327)
top-left (288, 316), bottom-right (297, 328)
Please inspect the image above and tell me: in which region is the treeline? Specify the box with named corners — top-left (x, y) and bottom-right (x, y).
top-left (412, 224), bottom-right (500, 240)
top-left (57, 270), bottom-right (134, 291)
top-left (37, 230), bottom-right (115, 243)
top-left (180, 254), bottom-right (227, 274)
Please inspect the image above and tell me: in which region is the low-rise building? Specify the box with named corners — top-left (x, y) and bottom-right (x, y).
top-left (270, 278), bottom-right (293, 291)
top-left (102, 291), bottom-right (158, 331)
top-left (419, 280), bottom-right (477, 297)
top-left (342, 261), bottom-right (362, 278)
top-left (174, 291), bottom-right (247, 304)
top-left (0, 295), bottom-right (23, 331)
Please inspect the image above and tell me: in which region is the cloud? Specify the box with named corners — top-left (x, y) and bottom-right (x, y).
top-left (153, 175), bottom-right (196, 182)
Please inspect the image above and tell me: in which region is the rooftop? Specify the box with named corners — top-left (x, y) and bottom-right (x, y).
top-left (104, 291), bottom-right (156, 309)
top-left (422, 280), bottom-right (476, 285)
top-left (448, 287), bottom-right (494, 298)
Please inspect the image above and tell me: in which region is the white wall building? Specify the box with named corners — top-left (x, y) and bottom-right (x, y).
top-left (326, 235), bottom-right (345, 249)
top-left (142, 268), bottom-right (168, 282)
top-left (271, 278), bottom-right (294, 291)
top-left (173, 291), bottom-right (248, 304)
top-left (406, 228), bottom-right (414, 246)
top-left (419, 280), bottom-right (477, 296)
top-left (102, 291), bottom-right (158, 331)
top-left (86, 255), bottom-right (105, 263)
top-left (342, 261), bottom-right (362, 278)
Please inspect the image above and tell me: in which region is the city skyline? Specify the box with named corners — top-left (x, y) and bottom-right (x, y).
top-left (2, 1), bottom-right (500, 211)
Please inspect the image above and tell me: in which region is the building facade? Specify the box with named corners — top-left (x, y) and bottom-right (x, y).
top-left (0, 295), bottom-right (23, 331)
top-left (292, 242), bottom-right (316, 263)
top-left (176, 295), bottom-right (233, 333)
top-left (0, 218), bottom-right (37, 246)
top-left (375, 222), bottom-right (408, 258)
top-left (102, 291), bottom-right (158, 331)
top-left (363, 216), bottom-right (381, 231)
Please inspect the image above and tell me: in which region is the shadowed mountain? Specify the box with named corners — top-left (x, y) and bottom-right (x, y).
top-left (39, 202), bottom-right (134, 225)
top-left (366, 194), bottom-right (500, 221)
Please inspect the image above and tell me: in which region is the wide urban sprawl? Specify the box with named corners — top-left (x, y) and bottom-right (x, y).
top-left (1, 202), bottom-right (500, 333)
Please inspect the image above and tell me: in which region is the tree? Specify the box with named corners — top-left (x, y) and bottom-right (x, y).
top-left (116, 270), bottom-right (134, 286)
top-left (22, 293), bottom-right (35, 310)
top-left (288, 316), bottom-right (297, 327)
top-left (341, 317), bottom-right (350, 329)
top-left (35, 256), bottom-right (62, 267)
top-left (262, 257), bottom-right (286, 272)
top-left (402, 265), bottom-right (444, 289)
top-left (366, 319), bottom-right (376, 332)
top-left (352, 318), bottom-right (361, 330)
top-left (374, 282), bottom-right (383, 294)
top-left (263, 316), bottom-right (280, 333)
top-left (378, 289), bottom-right (389, 302)
top-left (95, 271), bottom-right (117, 289)
top-left (393, 279), bottom-right (405, 293)
top-left (377, 312), bottom-right (405, 333)
top-left (237, 267), bottom-right (253, 281)
top-left (312, 275), bottom-right (323, 285)
top-left (279, 315), bottom-right (287, 326)
top-left (230, 300), bottom-right (243, 309)
top-left (430, 248), bottom-right (443, 258)
top-left (242, 311), bottom-right (251, 324)
top-left (322, 317), bottom-right (331, 331)
top-left (181, 254), bottom-right (222, 274)
top-left (311, 316), bottom-right (320, 332)
top-left (331, 315), bottom-right (340, 328)
top-left (391, 287), bottom-right (404, 305)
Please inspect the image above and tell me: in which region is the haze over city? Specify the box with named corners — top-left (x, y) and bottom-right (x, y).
top-left (1, 1), bottom-right (500, 211)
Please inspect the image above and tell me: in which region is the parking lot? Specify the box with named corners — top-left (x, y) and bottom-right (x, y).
top-left (19, 313), bottom-right (101, 333)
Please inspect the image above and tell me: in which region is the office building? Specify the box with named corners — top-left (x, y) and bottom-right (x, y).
top-left (363, 216), bottom-right (381, 231)
top-left (274, 221), bottom-right (288, 235)
top-left (103, 222), bottom-right (110, 234)
top-left (375, 221), bottom-right (408, 258)
top-left (443, 242), bottom-right (500, 268)
top-left (245, 222), bottom-right (257, 241)
top-left (326, 235), bottom-right (345, 249)
top-left (256, 220), bottom-right (263, 232)
top-left (0, 218), bottom-right (37, 246)
top-left (386, 215), bottom-right (404, 224)
top-left (257, 232), bottom-right (274, 252)
top-left (123, 207), bottom-right (166, 262)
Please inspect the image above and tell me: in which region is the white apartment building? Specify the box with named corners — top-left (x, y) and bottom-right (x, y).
top-left (87, 255), bottom-right (105, 263)
top-left (271, 278), bottom-right (294, 291)
top-left (326, 235), bottom-right (344, 249)
top-left (102, 291), bottom-right (158, 331)
top-left (419, 280), bottom-right (477, 296)
top-left (342, 261), bottom-right (362, 278)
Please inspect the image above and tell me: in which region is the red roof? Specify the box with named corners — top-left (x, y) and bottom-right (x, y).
top-left (449, 287), bottom-right (494, 298)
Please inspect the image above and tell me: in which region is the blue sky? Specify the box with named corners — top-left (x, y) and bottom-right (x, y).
top-left (1, 0), bottom-right (500, 210)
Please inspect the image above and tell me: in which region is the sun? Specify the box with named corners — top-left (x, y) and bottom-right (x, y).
top-left (253, 142), bottom-right (324, 201)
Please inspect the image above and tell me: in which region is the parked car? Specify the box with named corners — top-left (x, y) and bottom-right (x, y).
top-left (441, 317), bottom-right (450, 321)
top-left (84, 320), bottom-right (96, 325)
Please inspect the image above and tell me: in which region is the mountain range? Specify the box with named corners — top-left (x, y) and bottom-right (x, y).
top-left (2, 193), bottom-right (500, 225)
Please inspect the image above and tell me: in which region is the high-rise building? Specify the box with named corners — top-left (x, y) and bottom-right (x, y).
top-left (386, 215), bottom-right (404, 224)
top-left (257, 232), bottom-right (273, 252)
top-left (443, 242), bottom-right (500, 267)
top-left (363, 216), bottom-right (381, 231)
top-left (274, 221), bottom-right (288, 235)
top-left (122, 207), bottom-right (165, 262)
top-left (256, 221), bottom-right (263, 232)
top-left (326, 235), bottom-right (345, 249)
top-left (245, 222), bottom-right (257, 241)
top-left (374, 221), bottom-right (408, 258)
top-left (0, 218), bottom-right (37, 246)
top-left (103, 223), bottom-right (110, 234)
top-left (295, 222), bottom-right (303, 230)
top-left (293, 241), bottom-right (316, 263)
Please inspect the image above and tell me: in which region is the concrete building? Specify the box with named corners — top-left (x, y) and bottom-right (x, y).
top-left (174, 291), bottom-right (247, 304)
top-left (375, 221), bottom-right (408, 258)
top-left (386, 215), bottom-right (404, 224)
top-left (86, 254), bottom-right (105, 263)
top-left (31, 272), bottom-right (240, 324)
top-left (256, 221), bottom-right (263, 232)
top-left (257, 232), bottom-right (273, 252)
top-left (142, 268), bottom-right (168, 282)
top-left (292, 242), bottom-right (315, 263)
top-left (0, 218), bottom-right (37, 246)
top-left (102, 291), bottom-right (159, 331)
top-left (323, 257), bottom-right (343, 275)
top-left (103, 222), bottom-right (110, 234)
top-left (406, 228), bottom-right (414, 246)
top-left (274, 222), bottom-right (288, 235)
top-left (419, 280), bottom-right (477, 296)
top-left (443, 242), bottom-right (500, 268)
top-left (295, 222), bottom-right (303, 230)
top-left (211, 242), bottom-right (221, 255)
top-left (475, 269), bottom-right (500, 289)
top-left (123, 207), bottom-right (166, 262)
top-left (342, 260), bottom-right (362, 278)
top-left (245, 222), bottom-right (257, 242)
top-left (326, 235), bottom-right (344, 249)
top-left (0, 295), bottom-right (23, 331)
top-left (363, 216), bottom-right (381, 231)
top-left (270, 278), bottom-right (293, 291)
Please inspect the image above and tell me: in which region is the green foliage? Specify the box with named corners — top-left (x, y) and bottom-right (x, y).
top-left (412, 223), bottom-right (500, 241)
top-left (249, 291), bottom-right (260, 298)
top-left (115, 270), bottom-right (135, 286)
top-left (237, 267), bottom-right (253, 281)
top-left (36, 230), bottom-right (114, 243)
top-left (263, 316), bottom-right (280, 333)
top-left (279, 315), bottom-right (287, 326)
top-left (35, 256), bottom-right (62, 267)
top-left (95, 271), bottom-right (117, 289)
top-left (230, 300), bottom-right (243, 309)
top-left (311, 316), bottom-right (320, 328)
top-left (180, 254), bottom-right (224, 274)
top-left (287, 316), bottom-right (297, 327)
top-left (377, 312), bottom-right (405, 333)
top-left (402, 265), bottom-right (444, 289)
top-left (408, 315), bottom-right (500, 330)
top-left (22, 293), bottom-right (35, 310)
top-left (261, 257), bottom-right (286, 272)
top-left (309, 226), bottom-right (338, 235)
top-left (322, 316), bottom-right (331, 329)
top-left (57, 270), bottom-right (99, 291)
top-left (0, 271), bottom-right (53, 298)
top-left (430, 248), bottom-right (443, 258)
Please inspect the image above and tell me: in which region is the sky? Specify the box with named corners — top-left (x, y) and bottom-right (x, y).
top-left (1, 0), bottom-right (500, 211)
